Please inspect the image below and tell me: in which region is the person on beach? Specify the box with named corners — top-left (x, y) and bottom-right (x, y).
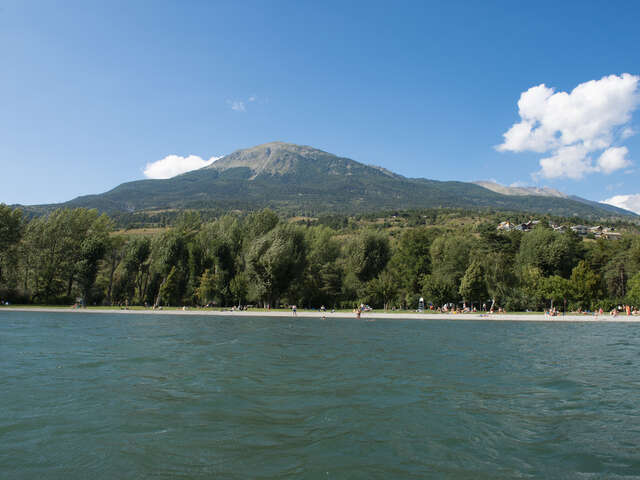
top-left (292, 305), bottom-right (297, 316)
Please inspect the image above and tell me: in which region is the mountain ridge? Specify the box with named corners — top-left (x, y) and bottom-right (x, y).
top-left (204, 141), bottom-right (401, 180)
top-left (19, 142), bottom-right (637, 219)
top-left (473, 181), bottom-right (568, 199)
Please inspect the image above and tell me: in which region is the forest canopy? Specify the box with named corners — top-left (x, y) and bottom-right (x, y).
top-left (1, 204), bottom-right (639, 312)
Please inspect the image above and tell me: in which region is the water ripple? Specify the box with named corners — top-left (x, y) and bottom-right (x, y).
top-left (1, 312), bottom-right (640, 479)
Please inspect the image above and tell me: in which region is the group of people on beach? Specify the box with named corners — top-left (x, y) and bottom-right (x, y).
top-left (545, 305), bottom-right (640, 317)
top-left (608, 305), bottom-right (638, 316)
top-left (435, 303), bottom-right (505, 314)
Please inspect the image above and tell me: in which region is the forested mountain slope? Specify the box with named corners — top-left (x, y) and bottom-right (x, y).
top-left (27, 142), bottom-right (636, 219)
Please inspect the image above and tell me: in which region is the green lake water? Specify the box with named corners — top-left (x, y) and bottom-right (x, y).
top-left (1, 311), bottom-right (640, 479)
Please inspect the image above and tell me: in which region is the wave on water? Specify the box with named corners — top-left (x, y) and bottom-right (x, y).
top-left (1, 311), bottom-right (640, 479)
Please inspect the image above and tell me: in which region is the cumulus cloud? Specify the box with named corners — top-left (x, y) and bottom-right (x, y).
top-left (602, 193), bottom-right (640, 215)
top-left (143, 154), bottom-right (221, 179)
top-left (497, 73), bottom-right (640, 179)
top-left (538, 145), bottom-right (595, 180)
top-left (597, 146), bottom-right (631, 174)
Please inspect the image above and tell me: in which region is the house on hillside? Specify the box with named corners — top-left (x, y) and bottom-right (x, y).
top-left (498, 220), bottom-right (542, 232)
top-left (602, 231), bottom-right (622, 240)
top-left (497, 221), bottom-right (514, 231)
top-left (586, 226), bottom-right (621, 240)
top-left (571, 225), bottom-right (590, 236)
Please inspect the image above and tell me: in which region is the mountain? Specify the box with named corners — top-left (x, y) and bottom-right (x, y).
top-left (26, 142), bottom-right (636, 219)
top-left (472, 181), bottom-right (634, 217)
top-left (473, 181), bottom-right (568, 199)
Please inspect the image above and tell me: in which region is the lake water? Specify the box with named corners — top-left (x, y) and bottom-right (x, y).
top-left (2, 311), bottom-right (640, 479)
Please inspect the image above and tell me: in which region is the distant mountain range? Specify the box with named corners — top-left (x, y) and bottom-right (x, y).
top-left (473, 181), bottom-right (568, 199)
top-left (22, 142), bottom-right (636, 219)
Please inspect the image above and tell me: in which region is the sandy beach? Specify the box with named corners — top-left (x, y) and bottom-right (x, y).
top-left (1, 306), bottom-right (639, 322)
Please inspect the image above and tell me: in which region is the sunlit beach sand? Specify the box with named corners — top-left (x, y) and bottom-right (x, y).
top-left (2, 306), bottom-right (639, 322)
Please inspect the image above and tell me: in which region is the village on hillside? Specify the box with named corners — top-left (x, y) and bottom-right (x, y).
top-left (497, 220), bottom-right (622, 240)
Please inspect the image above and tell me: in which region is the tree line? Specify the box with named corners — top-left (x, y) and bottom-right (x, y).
top-left (1, 204), bottom-right (640, 311)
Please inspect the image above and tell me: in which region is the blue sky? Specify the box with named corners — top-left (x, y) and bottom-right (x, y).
top-left (1, 0), bottom-right (640, 211)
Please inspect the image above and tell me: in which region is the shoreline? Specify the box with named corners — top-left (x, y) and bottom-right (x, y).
top-left (1, 306), bottom-right (639, 322)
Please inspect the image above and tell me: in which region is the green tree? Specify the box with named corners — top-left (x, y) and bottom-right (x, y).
top-left (516, 266), bottom-right (546, 311)
top-left (103, 236), bottom-right (127, 305)
top-left (346, 231), bottom-right (390, 283)
top-left (625, 272), bottom-right (640, 307)
top-left (174, 210), bottom-right (202, 234)
top-left (541, 275), bottom-right (572, 310)
top-left (366, 270), bottom-right (398, 310)
top-left (246, 209), bottom-right (279, 239)
top-left (603, 254), bottom-right (629, 300)
top-left (300, 227), bottom-right (342, 307)
top-left (0, 204), bottom-right (23, 290)
top-left (229, 272), bottom-right (249, 307)
top-left (388, 228), bottom-right (434, 304)
top-left (61, 209), bottom-right (110, 298)
top-left (483, 252), bottom-right (517, 310)
top-left (120, 237), bottom-right (152, 304)
top-left (194, 216), bottom-right (244, 305)
top-left (421, 272), bottom-right (459, 307)
top-left (158, 266), bottom-right (181, 306)
top-left (429, 234), bottom-right (475, 282)
top-left (20, 208), bottom-right (109, 303)
top-left (517, 227), bottom-right (583, 278)
top-left (196, 268), bottom-right (222, 305)
top-left (76, 236), bottom-right (107, 305)
top-left (569, 260), bottom-right (600, 310)
top-left (459, 260), bottom-right (487, 306)
top-left (423, 233), bottom-right (476, 305)
top-left (245, 224), bottom-right (307, 307)
top-left (152, 230), bottom-right (190, 307)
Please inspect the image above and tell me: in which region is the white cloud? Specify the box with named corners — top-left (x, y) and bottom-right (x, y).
top-left (537, 145), bottom-right (595, 180)
top-left (621, 126), bottom-right (635, 139)
top-left (597, 146), bottom-right (631, 174)
top-left (230, 101), bottom-right (246, 112)
top-left (602, 194), bottom-right (640, 214)
top-left (228, 95), bottom-right (258, 112)
top-left (143, 154), bottom-right (221, 179)
top-left (498, 73), bottom-right (640, 179)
